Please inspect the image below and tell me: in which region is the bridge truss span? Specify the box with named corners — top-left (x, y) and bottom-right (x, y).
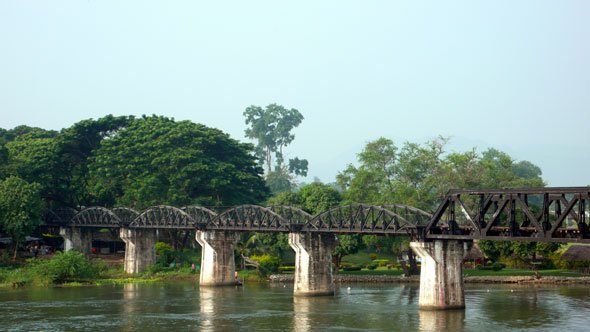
top-left (130, 205), bottom-right (195, 229)
top-left (70, 207), bottom-right (122, 228)
top-left (308, 204), bottom-right (421, 235)
top-left (181, 206), bottom-right (218, 229)
top-left (424, 187), bottom-right (590, 243)
top-left (43, 207), bottom-right (78, 226)
top-left (111, 207), bottom-right (140, 226)
top-left (268, 205), bottom-right (313, 225)
top-left (209, 205), bottom-right (291, 232)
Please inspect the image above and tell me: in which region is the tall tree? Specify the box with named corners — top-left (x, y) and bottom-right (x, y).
top-left (243, 104), bottom-right (308, 194)
top-left (337, 137), bottom-right (446, 209)
top-left (0, 143), bottom-right (8, 179)
top-left (55, 115), bottom-right (134, 206)
top-left (88, 115), bottom-right (268, 208)
top-left (4, 132), bottom-right (60, 205)
top-left (0, 176), bottom-right (44, 261)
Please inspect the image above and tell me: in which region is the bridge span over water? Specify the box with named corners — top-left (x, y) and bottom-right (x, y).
top-left (44, 187), bottom-right (590, 310)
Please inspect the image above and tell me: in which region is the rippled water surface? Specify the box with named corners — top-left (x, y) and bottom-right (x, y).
top-left (1, 282), bottom-right (590, 331)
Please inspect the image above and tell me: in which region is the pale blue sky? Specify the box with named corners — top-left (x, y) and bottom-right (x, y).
top-left (1, 1), bottom-right (589, 186)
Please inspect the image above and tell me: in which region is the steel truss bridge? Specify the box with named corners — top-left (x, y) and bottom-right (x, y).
top-left (44, 187), bottom-right (590, 243)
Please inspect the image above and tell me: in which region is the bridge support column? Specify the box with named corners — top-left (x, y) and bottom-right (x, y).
top-left (59, 227), bottom-right (92, 255)
top-left (289, 232), bottom-right (336, 296)
top-left (119, 228), bottom-right (156, 274)
top-left (196, 230), bottom-right (239, 286)
top-left (410, 240), bottom-right (472, 310)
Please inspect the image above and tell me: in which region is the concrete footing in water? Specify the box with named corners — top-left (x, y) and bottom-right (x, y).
top-left (410, 240), bottom-right (472, 310)
top-left (289, 232), bottom-right (336, 296)
top-left (196, 230), bottom-right (239, 286)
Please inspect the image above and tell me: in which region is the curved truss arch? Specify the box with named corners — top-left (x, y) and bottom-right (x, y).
top-left (268, 205), bottom-right (313, 224)
top-left (382, 204), bottom-right (432, 226)
top-left (212, 205), bottom-right (289, 231)
top-left (71, 207), bottom-right (121, 228)
top-left (130, 205), bottom-right (195, 229)
top-left (43, 207), bottom-right (78, 226)
top-left (112, 207), bottom-right (140, 226)
top-left (181, 206), bottom-right (218, 226)
top-left (308, 204), bottom-right (417, 234)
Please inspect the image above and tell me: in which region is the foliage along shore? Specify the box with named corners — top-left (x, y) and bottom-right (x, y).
top-left (2, 250), bottom-right (589, 289)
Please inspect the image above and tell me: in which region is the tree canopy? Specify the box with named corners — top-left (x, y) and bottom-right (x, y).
top-left (0, 176), bottom-right (44, 260)
top-left (335, 136), bottom-right (550, 266)
top-left (337, 137), bottom-right (544, 210)
top-left (54, 115), bottom-right (134, 207)
top-left (244, 104), bottom-right (308, 194)
top-left (0, 115), bottom-right (269, 211)
top-left (87, 115), bottom-right (268, 208)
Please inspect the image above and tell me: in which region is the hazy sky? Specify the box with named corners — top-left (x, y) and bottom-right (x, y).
top-left (1, 1), bottom-right (589, 186)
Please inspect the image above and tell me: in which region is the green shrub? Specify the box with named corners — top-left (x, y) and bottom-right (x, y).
top-left (550, 252), bottom-right (569, 269)
top-left (498, 256), bottom-right (528, 269)
top-left (0, 268), bottom-right (32, 287)
top-left (250, 254), bottom-right (280, 276)
top-left (491, 262), bottom-right (505, 271)
top-left (374, 259), bottom-right (389, 267)
top-left (155, 242), bottom-right (174, 255)
top-left (365, 262), bottom-right (378, 270)
top-left (278, 266), bottom-right (295, 273)
top-left (29, 251), bottom-right (99, 284)
top-left (50, 251), bottom-right (99, 283)
top-left (151, 244), bottom-right (200, 273)
top-left (369, 253), bottom-right (378, 261)
top-left (341, 265), bottom-right (362, 271)
top-left (475, 262), bottom-right (505, 271)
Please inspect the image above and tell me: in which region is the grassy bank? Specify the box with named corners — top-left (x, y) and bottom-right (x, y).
top-left (1, 250), bottom-right (588, 289)
top-left (0, 250), bottom-right (202, 288)
top-left (464, 268), bottom-right (584, 277)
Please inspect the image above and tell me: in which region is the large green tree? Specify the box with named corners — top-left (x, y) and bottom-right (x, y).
top-left (0, 176), bottom-right (44, 261)
top-left (88, 115), bottom-right (268, 208)
top-left (1, 119), bottom-right (133, 208)
top-left (4, 131), bottom-right (60, 204)
top-left (54, 115), bottom-right (134, 207)
top-left (244, 104), bottom-right (308, 194)
top-left (336, 137), bottom-right (446, 209)
top-left (338, 137), bottom-right (551, 268)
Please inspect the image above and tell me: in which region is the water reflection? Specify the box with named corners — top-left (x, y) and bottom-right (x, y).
top-left (199, 287), bottom-right (219, 332)
top-left (399, 284), bottom-right (418, 305)
top-left (198, 286), bottom-right (243, 332)
top-left (122, 283), bottom-right (139, 331)
top-left (419, 309), bottom-right (465, 331)
top-left (477, 286), bottom-right (565, 329)
top-left (1, 283), bottom-right (590, 331)
top-left (293, 296), bottom-right (336, 332)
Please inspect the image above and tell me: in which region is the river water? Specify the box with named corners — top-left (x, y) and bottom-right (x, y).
top-left (1, 282), bottom-right (590, 331)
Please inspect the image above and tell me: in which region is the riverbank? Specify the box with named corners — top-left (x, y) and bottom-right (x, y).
top-left (2, 254), bottom-right (589, 288)
top-left (268, 274), bottom-right (590, 284)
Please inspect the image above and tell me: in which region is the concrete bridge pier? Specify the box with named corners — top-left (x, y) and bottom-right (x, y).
top-left (119, 228), bottom-right (156, 274)
top-left (59, 227), bottom-right (92, 254)
top-left (196, 230), bottom-right (239, 286)
top-left (289, 232), bottom-right (336, 296)
top-left (410, 240), bottom-right (472, 310)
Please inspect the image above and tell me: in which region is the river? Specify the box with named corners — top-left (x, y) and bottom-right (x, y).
top-left (1, 282), bottom-right (590, 331)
